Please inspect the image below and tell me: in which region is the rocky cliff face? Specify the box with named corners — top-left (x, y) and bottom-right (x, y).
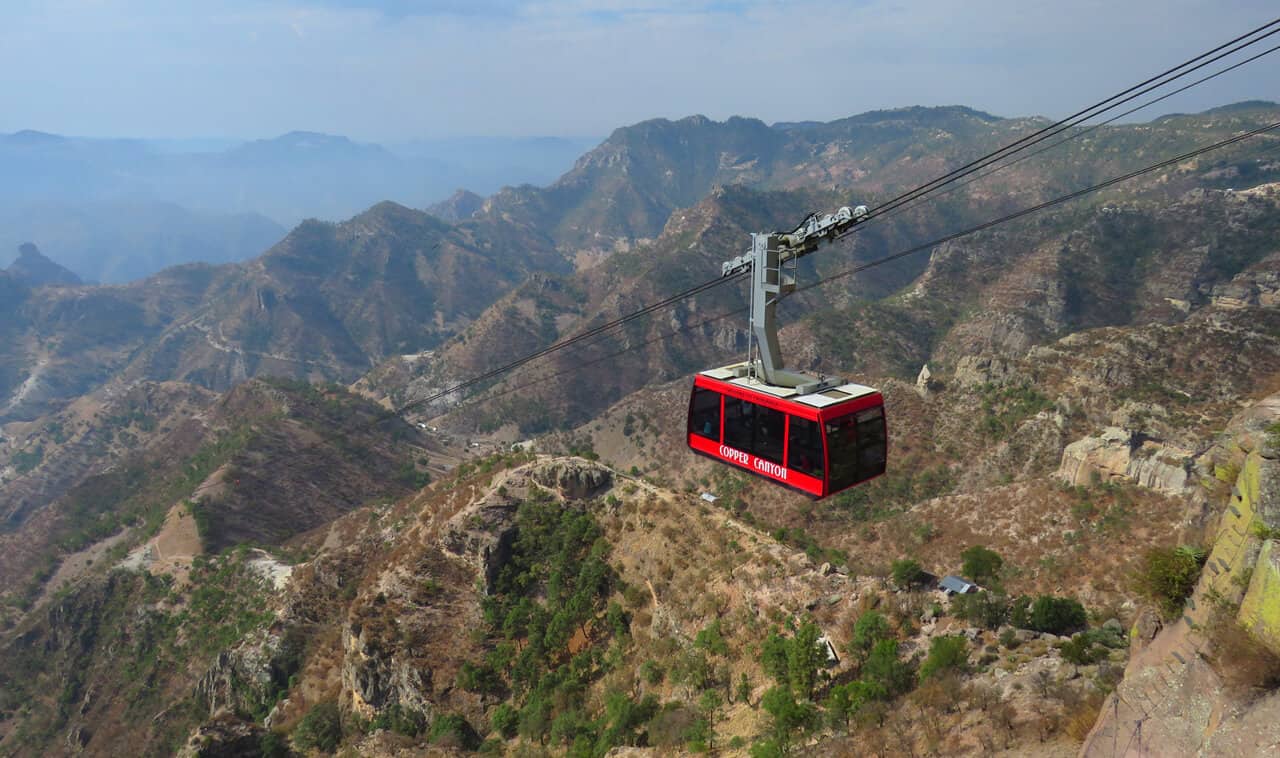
top-left (1082, 399), bottom-right (1280, 757)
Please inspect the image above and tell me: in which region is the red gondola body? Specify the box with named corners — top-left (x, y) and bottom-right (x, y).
top-left (687, 366), bottom-right (887, 498)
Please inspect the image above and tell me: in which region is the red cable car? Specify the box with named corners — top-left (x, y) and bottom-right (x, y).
top-left (687, 363), bottom-right (887, 498)
top-left (686, 205), bottom-right (887, 498)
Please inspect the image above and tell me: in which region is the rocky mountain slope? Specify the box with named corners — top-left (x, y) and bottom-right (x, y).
top-left (374, 162), bottom-right (1280, 437)
top-left (0, 201), bottom-right (569, 424)
top-left (0, 454), bottom-right (1148, 756)
top-left (4, 101), bottom-right (1280, 757)
top-left (0, 378), bottom-right (431, 628)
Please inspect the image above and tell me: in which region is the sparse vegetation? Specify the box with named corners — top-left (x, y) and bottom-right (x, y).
top-left (293, 701), bottom-right (342, 753)
top-left (960, 545), bottom-right (1004, 586)
top-left (918, 635), bottom-right (969, 681)
top-left (951, 591), bottom-right (1011, 630)
top-left (1022, 596), bottom-right (1089, 636)
top-left (890, 558), bottom-right (928, 589)
top-left (12, 444), bottom-right (45, 473)
top-left (1134, 545), bottom-right (1206, 619)
top-left (978, 383), bottom-right (1054, 439)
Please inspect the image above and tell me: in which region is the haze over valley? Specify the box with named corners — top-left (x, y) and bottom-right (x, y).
top-left (0, 131), bottom-right (597, 283)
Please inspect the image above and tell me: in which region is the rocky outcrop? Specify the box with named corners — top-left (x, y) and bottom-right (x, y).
top-left (952, 355), bottom-right (1019, 387)
top-left (530, 458), bottom-right (613, 499)
top-left (341, 620), bottom-right (436, 719)
top-left (175, 713), bottom-right (265, 758)
top-left (1057, 426), bottom-right (1194, 495)
top-left (442, 498), bottom-right (517, 595)
top-left (195, 631), bottom-right (284, 720)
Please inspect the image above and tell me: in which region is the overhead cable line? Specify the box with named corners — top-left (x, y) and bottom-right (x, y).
top-left (407, 18), bottom-right (1280, 410)
top-left (852, 17), bottom-right (1280, 228)
top-left (435, 121), bottom-right (1280, 416)
top-left (231, 118), bottom-right (1280, 487)
top-left (869, 41), bottom-right (1280, 228)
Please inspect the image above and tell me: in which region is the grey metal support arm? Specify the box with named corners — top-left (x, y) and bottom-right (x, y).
top-left (720, 205), bottom-right (868, 390)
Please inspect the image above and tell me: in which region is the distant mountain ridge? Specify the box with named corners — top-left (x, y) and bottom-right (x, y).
top-left (467, 106), bottom-right (1035, 257)
top-left (4, 243), bottom-right (80, 287)
top-left (0, 202), bottom-right (285, 284)
top-left (0, 129), bottom-right (600, 226)
top-left (2, 102), bottom-right (1278, 427)
top-left (0, 129), bottom-right (603, 284)
top-left (426, 189), bottom-right (485, 222)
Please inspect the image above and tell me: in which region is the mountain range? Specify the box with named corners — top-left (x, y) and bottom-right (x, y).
top-left (2, 101), bottom-right (1280, 757)
top-left (0, 130), bottom-right (599, 284)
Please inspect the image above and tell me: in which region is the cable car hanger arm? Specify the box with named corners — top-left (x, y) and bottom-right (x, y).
top-left (719, 204), bottom-right (868, 278)
top-left (717, 204), bottom-right (868, 392)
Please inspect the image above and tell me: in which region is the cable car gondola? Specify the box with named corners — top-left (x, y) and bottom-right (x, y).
top-left (686, 205), bottom-right (888, 498)
top-left (688, 363), bottom-right (886, 497)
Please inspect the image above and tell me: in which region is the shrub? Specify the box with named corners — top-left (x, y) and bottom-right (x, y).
top-left (1134, 545), bottom-right (1205, 620)
top-left (960, 545), bottom-right (1004, 585)
top-left (891, 558), bottom-right (927, 589)
top-left (428, 713), bottom-right (480, 750)
top-left (824, 679), bottom-right (888, 729)
top-left (1026, 596), bottom-right (1088, 635)
top-left (457, 661), bottom-right (503, 694)
top-left (951, 591), bottom-right (1010, 630)
top-left (370, 704), bottom-right (427, 736)
top-left (647, 704), bottom-right (699, 748)
top-left (490, 703), bottom-right (519, 739)
top-left (760, 686), bottom-right (817, 751)
top-left (862, 639), bottom-right (915, 698)
top-left (695, 619), bottom-right (729, 656)
top-left (640, 659), bottom-right (665, 685)
top-left (1058, 634), bottom-right (1106, 666)
top-left (919, 635), bottom-right (970, 681)
top-left (759, 621), bottom-right (830, 699)
top-left (293, 701), bottom-right (342, 753)
top-left (259, 731), bottom-right (289, 758)
top-left (847, 610), bottom-right (891, 665)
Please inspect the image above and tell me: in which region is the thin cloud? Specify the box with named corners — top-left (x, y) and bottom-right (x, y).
top-left (0, 0), bottom-right (1275, 139)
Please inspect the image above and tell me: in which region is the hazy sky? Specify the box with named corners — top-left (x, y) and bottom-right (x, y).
top-left (2, 0), bottom-right (1277, 140)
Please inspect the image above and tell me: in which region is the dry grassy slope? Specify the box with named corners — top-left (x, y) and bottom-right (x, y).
top-left (186, 455), bottom-right (1107, 756)
top-left (0, 381), bottom-right (218, 614)
top-left (0, 378), bottom-right (429, 632)
top-left (571, 285), bottom-right (1280, 601)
